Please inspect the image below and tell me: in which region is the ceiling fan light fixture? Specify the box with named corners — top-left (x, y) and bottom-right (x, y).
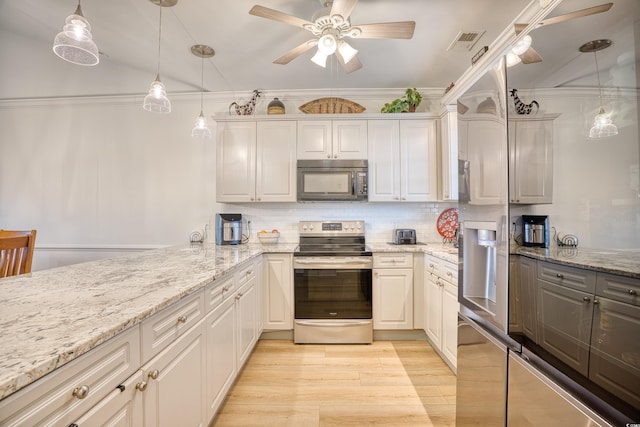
top-left (311, 50), bottom-right (328, 67)
top-left (143, 76), bottom-right (171, 113)
top-left (511, 35), bottom-right (532, 56)
top-left (52, 1), bottom-right (99, 66)
top-left (317, 34), bottom-right (337, 55)
top-left (506, 51), bottom-right (522, 67)
top-left (338, 40), bottom-right (358, 64)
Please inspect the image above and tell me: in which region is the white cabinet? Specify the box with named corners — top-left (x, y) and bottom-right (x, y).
top-left (458, 114), bottom-right (507, 205)
top-left (0, 327), bottom-right (141, 427)
top-left (141, 318), bottom-right (207, 427)
top-left (297, 120), bottom-right (367, 159)
top-left (439, 106), bottom-right (458, 201)
top-left (373, 253), bottom-right (413, 329)
top-left (216, 120), bottom-right (296, 202)
top-left (236, 274), bottom-right (258, 369)
top-left (508, 114), bottom-right (558, 204)
top-left (262, 253), bottom-right (293, 330)
top-left (368, 119), bottom-right (438, 202)
top-left (424, 254), bottom-right (458, 371)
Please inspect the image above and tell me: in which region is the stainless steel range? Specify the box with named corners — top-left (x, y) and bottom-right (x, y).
top-left (293, 220), bottom-right (372, 344)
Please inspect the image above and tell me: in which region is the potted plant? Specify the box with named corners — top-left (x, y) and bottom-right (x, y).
top-left (380, 98), bottom-right (409, 113)
top-left (405, 87), bottom-right (422, 112)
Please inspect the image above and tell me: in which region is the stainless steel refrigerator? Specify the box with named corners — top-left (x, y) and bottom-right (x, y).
top-left (454, 17), bottom-right (639, 423)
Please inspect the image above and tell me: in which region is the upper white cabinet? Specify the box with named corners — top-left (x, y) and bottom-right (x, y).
top-left (368, 119), bottom-right (438, 202)
top-left (439, 106), bottom-right (458, 201)
top-left (297, 120), bottom-right (367, 159)
top-left (508, 114), bottom-right (558, 204)
top-left (217, 120), bottom-right (296, 202)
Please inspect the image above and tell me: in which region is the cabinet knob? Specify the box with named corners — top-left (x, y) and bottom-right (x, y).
top-left (223, 286), bottom-right (230, 292)
top-left (447, 272), bottom-right (453, 277)
top-left (556, 273), bottom-right (564, 279)
top-left (236, 292), bottom-right (244, 300)
top-left (629, 289), bottom-right (637, 295)
top-left (327, 154), bottom-right (331, 158)
top-left (148, 369), bottom-right (160, 380)
top-left (177, 315), bottom-right (187, 323)
top-left (247, 270), bottom-right (252, 275)
top-left (72, 385), bottom-right (90, 400)
top-left (429, 264), bottom-right (435, 268)
top-left (333, 154), bottom-right (338, 159)
top-left (583, 296), bottom-right (591, 303)
top-left (593, 298), bottom-right (600, 304)
top-left (136, 381), bottom-right (148, 392)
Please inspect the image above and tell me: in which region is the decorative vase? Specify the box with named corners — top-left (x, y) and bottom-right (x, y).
top-left (267, 97), bottom-right (285, 115)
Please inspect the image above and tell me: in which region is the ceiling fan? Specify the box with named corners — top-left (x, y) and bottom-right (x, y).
top-left (509, 2), bottom-right (613, 66)
top-left (248, 0), bottom-right (415, 73)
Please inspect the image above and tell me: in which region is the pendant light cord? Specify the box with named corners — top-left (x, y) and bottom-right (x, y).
top-left (156, 6), bottom-right (163, 77)
top-left (200, 56), bottom-right (205, 113)
top-left (594, 50), bottom-right (603, 111)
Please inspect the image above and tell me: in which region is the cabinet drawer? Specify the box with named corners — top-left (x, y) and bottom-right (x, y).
top-left (424, 254), bottom-right (441, 275)
top-left (141, 290), bottom-right (205, 362)
top-left (236, 260), bottom-right (257, 286)
top-left (373, 253), bottom-right (413, 268)
top-left (0, 327), bottom-right (140, 427)
top-left (537, 261), bottom-right (596, 293)
top-left (205, 274), bottom-right (236, 313)
top-left (596, 273), bottom-right (640, 306)
top-left (440, 261), bottom-right (459, 286)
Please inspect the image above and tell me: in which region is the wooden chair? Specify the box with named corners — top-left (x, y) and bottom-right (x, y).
top-left (0, 229), bottom-right (37, 278)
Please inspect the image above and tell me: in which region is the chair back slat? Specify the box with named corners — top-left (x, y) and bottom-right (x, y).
top-left (0, 230), bottom-right (37, 278)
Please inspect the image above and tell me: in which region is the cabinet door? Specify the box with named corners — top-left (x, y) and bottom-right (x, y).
top-left (332, 120), bottom-right (367, 159)
top-left (71, 370), bottom-right (144, 427)
top-left (536, 280), bottom-right (594, 376)
top-left (373, 268), bottom-right (413, 329)
top-left (442, 281), bottom-right (459, 369)
top-left (297, 121), bottom-right (331, 159)
top-left (439, 109), bottom-right (458, 201)
top-left (262, 253), bottom-right (293, 330)
top-left (205, 297), bottom-right (236, 420)
top-left (465, 118), bottom-right (507, 205)
top-left (216, 121), bottom-right (257, 202)
top-left (509, 119), bottom-right (553, 204)
top-left (256, 121), bottom-right (297, 202)
top-left (236, 279), bottom-right (258, 369)
top-left (142, 319), bottom-right (207, 427)
top-left (400, 120), bottom-right (438, 201)
top-left (519, 256), bottom-right (538, 341)
top-left (424, 272), bottom-right (442, 345)
top-left (255, 257), bottom-right (264, 336)
top-left (367, 120), bottom-right (401, 201)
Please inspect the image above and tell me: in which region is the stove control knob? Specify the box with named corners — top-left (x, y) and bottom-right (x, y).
top-left (356, 223), bottom-right (362, 229)
top-left (302, 225), bottom-right (307, 230)
top-left (309, 225), bottom-right (314, 230)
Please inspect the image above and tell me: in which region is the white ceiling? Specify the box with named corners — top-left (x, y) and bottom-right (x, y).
top-left (0, 0), bottom-right (637, 100)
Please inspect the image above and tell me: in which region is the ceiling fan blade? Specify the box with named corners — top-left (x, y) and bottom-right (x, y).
top-left (273, 40), bottom-right (317, 65)
top-left (351, 22), bottom-right (416, 39)
top-left (519, 47), bottom-right (543, 64)
top-left (336, 51), bottom-right (363, 74)
top-left (249, 5), bottom-right (315, 29)
top-left (330, 0), bottom-right (359, 21)
top-left (538, 2), bottom-right (612, 28)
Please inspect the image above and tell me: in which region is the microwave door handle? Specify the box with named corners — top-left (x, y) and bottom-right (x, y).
top-left (351, 171), bottom-right (356, 196)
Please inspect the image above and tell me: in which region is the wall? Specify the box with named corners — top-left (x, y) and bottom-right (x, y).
top-left (0, 89), bottom-right (450, 271)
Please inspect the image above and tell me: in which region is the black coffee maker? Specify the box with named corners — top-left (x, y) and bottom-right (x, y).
top-left (522, 215), bottom-right (549, 248)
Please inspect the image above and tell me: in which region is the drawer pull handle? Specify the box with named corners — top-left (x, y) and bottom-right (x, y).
top-left (629, 289), bottom-right (637, 295)
top-left (148, 369), bottom-right (160, 380)
top-left (116, 384), bottom-right (126, 392)
top-left (247, 270), bottom-right (252, 275)
top-left (72, 385), bottom-right (90, 400)
top-left (556, 273), bottom-right (564, 279)
top-left (177, 315), bottom-right (187, 323)
top-left (447, 272), bottom-right (452, 277)
top-left (429, 264), bottom-right (435, 268)
top-left (593, 299), bottom-right (600, 304)
top-left (583, 296), bottom-right (591, 302)
top-left (223, 286), bottom-right (230, 292)
top-left (136, 381), bottom-right (148, 392)
top-left (236, 292), bottom-right (244, 300)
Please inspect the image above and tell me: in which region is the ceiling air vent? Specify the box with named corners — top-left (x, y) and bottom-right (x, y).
top-left (446, 30), bottom-right (486, 51)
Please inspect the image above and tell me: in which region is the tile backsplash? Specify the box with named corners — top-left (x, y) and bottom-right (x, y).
top-left (212, 202), bottom-right (458, 245)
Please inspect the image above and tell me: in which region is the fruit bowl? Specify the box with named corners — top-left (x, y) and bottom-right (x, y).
top-left (257, 231), bottom-right (280, 244)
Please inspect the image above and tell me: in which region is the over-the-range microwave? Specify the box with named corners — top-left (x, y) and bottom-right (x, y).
top-left (297, 159), bottom-right (368, 202)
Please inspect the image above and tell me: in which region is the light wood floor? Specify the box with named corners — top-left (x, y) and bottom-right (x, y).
top-left (212, 339), bottom-right (456, 426)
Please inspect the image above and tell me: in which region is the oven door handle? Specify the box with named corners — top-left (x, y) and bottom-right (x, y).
top-left (294, 259), bottom-right (372, 265)
top-left (295, 320), bottom-right (371, 327)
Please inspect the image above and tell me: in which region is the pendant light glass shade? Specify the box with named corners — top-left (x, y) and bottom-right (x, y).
top-left (52, 1), bottom-right (99, 66)
top-left (143, 76), bottom-right (171, 113)
top-left (580, 39), bottom-right (618, 139)
top-left (192, 112), bottom-right (212, 139)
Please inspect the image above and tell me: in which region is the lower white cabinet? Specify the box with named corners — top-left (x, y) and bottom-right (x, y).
top-left (236, 277), bottom-right (258, 369)
top-left (424, 254), bottom-right (458, 370)
top-left (141, 318), bottom-right (207, 427)
top-left (373, 253), bottom-right (414, 329)
top-left (262, 253), bottom-right (293, 330)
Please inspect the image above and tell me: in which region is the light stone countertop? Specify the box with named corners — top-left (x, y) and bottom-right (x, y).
top-left (0, 240), bottom-right (453, 401)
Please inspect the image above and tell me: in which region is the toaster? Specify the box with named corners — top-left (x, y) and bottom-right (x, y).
top-left (393, 229), bottom-right (416, 245)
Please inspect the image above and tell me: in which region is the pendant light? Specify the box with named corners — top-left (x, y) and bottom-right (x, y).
top-left (579, 39), bottom-right (618, 139)
top-left (190, 45), bottom-right (215, 139)
top-left (143, 0), bottom-right (176, 113)
top-left (52, 0), bottom-right (99, 66)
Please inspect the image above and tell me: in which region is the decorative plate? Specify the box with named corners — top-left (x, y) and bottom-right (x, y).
top-left (298, 97), bottom-right (366, 114)
top-left (437, 208), bottom-right (458, 239)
